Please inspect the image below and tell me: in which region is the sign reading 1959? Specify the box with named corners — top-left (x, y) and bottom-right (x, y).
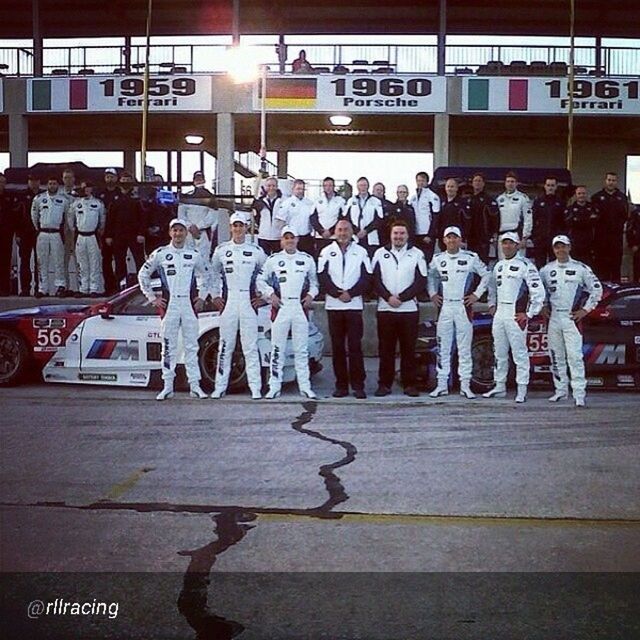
top-left (99, 77), bottom-right (196, 106)
top-left (331, 77), bottom-right (433, 107)
top-left (546, 79), bottom-right (639, 110)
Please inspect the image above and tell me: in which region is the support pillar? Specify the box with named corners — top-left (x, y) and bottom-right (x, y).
top-left (433, 114), bottom-right (450, 168)
top-left (9, 114), bottom-right (29, 167)
top-left (32, 0), bottom-right (43, 76)
top-left (216, 113), bottom-right (235, 242)
top-left (124, 149), bottom-right (136, 175)
top-left (277, 148), bottom-right (288, 178)
top-left (437, 0), bottom-right (447, 75)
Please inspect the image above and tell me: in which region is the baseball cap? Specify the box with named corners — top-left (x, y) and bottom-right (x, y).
top-left (443, 226), bottom-right (462, 238)
top-left (229, 212), bottom-right (248, 225)
top-left (104, 167), bottom-right (118, 175)
top-left (169, 218), bottom-right (188, 229)
top-left (281, 225), bottom-right (296, 237)
top-left (552, 234), bottom-right (571, 246)
top-left (500, 231), bottom-right (520, 243)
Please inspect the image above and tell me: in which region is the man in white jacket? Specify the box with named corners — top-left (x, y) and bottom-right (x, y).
top-left (496, 171), bottom-right (532, 260)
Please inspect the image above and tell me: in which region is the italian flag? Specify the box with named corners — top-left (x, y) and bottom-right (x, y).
top-left (30, 78), bottom-right (88, 111)
top-left (467, 78), bottom-right (529, 111)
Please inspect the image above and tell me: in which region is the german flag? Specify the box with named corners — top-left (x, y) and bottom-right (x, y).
top-left (263, 78), bottom-right (317, 109)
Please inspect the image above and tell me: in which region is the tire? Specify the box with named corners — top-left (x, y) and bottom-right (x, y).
top-left (0, 329), bottom-right (30, 387)
top-left (198, 331), bottom-right (247, 393)
top-left (470, 334), bottom-right (495, 394)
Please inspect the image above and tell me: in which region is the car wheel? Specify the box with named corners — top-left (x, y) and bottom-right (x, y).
top-left (0, 329), bottom-right (29, 386)
top-left (470, 334), bottom-right (495, 393)
top-left (198, 331), bottom-right (248, 393)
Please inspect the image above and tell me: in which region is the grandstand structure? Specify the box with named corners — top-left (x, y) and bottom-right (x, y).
top-left (1, 0), bottom-right (639, 217)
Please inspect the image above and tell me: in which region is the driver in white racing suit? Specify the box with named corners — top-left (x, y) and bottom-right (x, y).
top-left (138, 218), bottom-right (212, 401)
top-left (540, 235), bottom-right (602, 407)
top-left (484, 232), bottom-right (544, 403)
top-left (210, 212), bottom-right (267, 400)
top-left (257, 226), bottom-right (319, 399)
top-left (428, 226), bottom-right (490, 399)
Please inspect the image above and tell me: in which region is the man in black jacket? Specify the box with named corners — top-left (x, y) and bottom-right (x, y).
top-left (97, 168), bottom-right (122, 294)
top-left (16, 175), bottom-right (41, 296)
top-left (592, 172), bottom-right (629, 282)
top-left (464, 173), bottom-right (499, 266)
top-left (531, 176), bottom-right (566, 268)
top-left (435, 178), bottom-right (469, 249)
top-left (104, 172), bottom-right (146, 289)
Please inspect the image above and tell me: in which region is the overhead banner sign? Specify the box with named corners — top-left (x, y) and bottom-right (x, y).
top-left (463, 76), bottom-right (640, 115)
top-left (27, 75), bottom-right (212, 112)
top-left (254, 75), bottom-right (447, 113)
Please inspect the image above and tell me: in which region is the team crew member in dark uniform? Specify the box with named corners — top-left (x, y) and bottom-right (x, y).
top-left (372, 220), bottom-right (428, 398)
top-left (144, 176), bottom-right (177, 253)
top-left (104, 171), bottom-right (146, 289)
top-left (318, 219), bottom-right (372, 399)
top-left (464, 172), bottom-right (499, 266)
top-left (0, 173), bottom-right (19, 296)
top-left (343, 177), bottom-right (384, 257)
top-left (564, 186), bottom-right (599, 266)
top-left (591, 172), bottom-right (629, 282)
top-left (530, 175), bottom-right (566, 268)
top-left (97, 168), bottom-right (121, 294)
top-left (379, 185), bottom-right (416, 246)
top-left (16, 175), bottom-right (41, 296)
top-left (435, 178), bottom-right (469, 249)
top-left (626, 203), bottom-right (640, 282)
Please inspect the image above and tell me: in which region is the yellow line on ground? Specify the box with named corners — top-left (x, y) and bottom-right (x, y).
top-left (256, 511), bottom-right (640, 528)
top-left (99, 467), bottom-right (155, 502)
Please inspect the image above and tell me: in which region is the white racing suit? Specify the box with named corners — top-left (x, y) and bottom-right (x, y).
top-left (210, 240), bottom-right (267, 395)
top-left (428, 250), bottom-right (490, 386)
top-left (488, 256), bottom-right (544, 386)
top-left (178, 203), bottom-right (217, 260)
top-left (69, 196), bottom-right (106, 294)
top-left (138, 244), bottom-right (212, 385)
top-left (540, 259), bottom-right (602, 400)
top-left (257, 250), bottom-right (319, 393)
top-left (31, 192), bottom-right (70, 295)
top-left (496, 190), bottom-right (532, 259)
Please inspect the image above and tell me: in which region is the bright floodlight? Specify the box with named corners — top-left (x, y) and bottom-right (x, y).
top-left (225, 46), bottom-right (261, 84)
top-left (185, 134), bottom-right (204, 145)
top-left (329, 115), bottom-right (352, 126)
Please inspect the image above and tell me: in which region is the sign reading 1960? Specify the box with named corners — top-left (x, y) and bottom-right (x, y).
top-left (255, 75), bottom-right (447, 113)
top-left (463, 76), bottom-right (639, 114)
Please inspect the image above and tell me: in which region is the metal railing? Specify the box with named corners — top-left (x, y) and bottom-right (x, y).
top-left (0, 43), bottom-right (638, 76)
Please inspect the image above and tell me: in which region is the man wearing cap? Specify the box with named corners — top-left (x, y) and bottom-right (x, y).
top-left (318, 219), bottom-right (372, 399)
top-left (105, 171), bottom-right (146, 289)
top-left (210, 212), bottom-right (267, 399)
top-left (540, 235), bottom-right (602, 407)
top-left (31, 176), bottom-right (71, 297)
top-left (138, 218), bottom-right (212, 401)
top-left (97, 168), bottom-right (121, 294)
top-left (496, 172), bottom-right (532, 260)
top-left (428, 226), bottom-right (490, 398)
top-left (372, 220), bottom-right (428, 397)
top-left (68, 181), bottom-right (106, 297)
top-left (257, 226), bottom-right (319, 399)
top-left (483, 232), bottom-right (544, 403)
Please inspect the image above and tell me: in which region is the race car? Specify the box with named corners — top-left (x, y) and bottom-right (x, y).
top-left (0, 285), bottom-right (324, 391)
top-left (415, 283), bottom-right (640, 392)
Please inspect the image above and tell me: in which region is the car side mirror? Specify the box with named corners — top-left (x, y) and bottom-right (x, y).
top-left (97, 303), bottom-right (114, 320)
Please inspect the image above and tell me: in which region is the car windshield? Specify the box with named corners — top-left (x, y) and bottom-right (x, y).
top-left (112, 287), bottom-right (157, 316)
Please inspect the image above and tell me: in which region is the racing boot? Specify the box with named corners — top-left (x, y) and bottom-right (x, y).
top-left (429, 384), bottom-right (449, 398)
top-left (250, 386), bottom-right (262, 400)
top-left (210, 387), bottom-right (225, 399)
top-left (189, 383), bottom-right (207, 399)
top-left (300, 387), bottom-right (318, 400)
top-left (483, 384), bottom-right (506, 399)
top-left (460, 382), bottom-right (476, 399)
top-left (265, 386), bottom-right (281, 399)
top-left (548, 391), bottom-right (568, 402)
top-left (515, 384), bottom-right (527, 403)
top-left (156, 383), bottom-right (174, 401)
top-left (574, 395), bottom-right (586, 408)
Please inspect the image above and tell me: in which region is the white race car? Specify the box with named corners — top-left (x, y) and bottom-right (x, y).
top-left (0, 285), bottom-right (324, 391)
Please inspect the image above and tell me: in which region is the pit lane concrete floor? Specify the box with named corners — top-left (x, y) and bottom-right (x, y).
top-left (1, 359), bottom-right (639, 639)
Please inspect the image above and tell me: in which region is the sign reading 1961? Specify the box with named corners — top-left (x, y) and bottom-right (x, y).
top-left (546, 79), bottom-right (639, 110)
